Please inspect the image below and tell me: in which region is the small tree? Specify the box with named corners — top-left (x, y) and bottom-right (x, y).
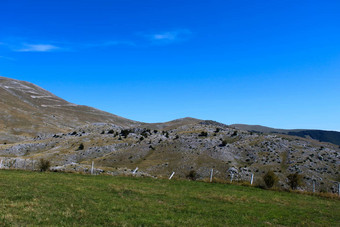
top-left (38, 159), bottom-right (50, 172)
top-left (186, 170), bottom-right (197, 181)
top-left (287, 173), bottom-right (303, 190)
top-left (263, 171), bottom-right (278, 188)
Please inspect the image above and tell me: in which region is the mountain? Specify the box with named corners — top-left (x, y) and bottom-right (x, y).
top-left (0, 76), bottom-right (141, 143)
top-left (0, 76), bottom-right (339, 192)
top-left (232, 124), bottom-right (340, 146)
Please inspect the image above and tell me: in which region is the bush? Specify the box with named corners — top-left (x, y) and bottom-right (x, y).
top-left (120, 129), bottom-right (131, 138)
top-left (38, 159), bottom-right (50, 172)
top-left (287, 173), bottom-right (303, 190)
top-left (198, 131), bottom-right (208, 137)
top-left (263, 171), bottom-right (278, 188)
top-left (186, 170), bottom-right (197, 180)
top-left (77, 143), bottom-right (84, 150)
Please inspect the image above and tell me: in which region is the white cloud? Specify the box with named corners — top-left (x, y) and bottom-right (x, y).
top-left (147, 29), bottom-right (192, 43)
top-left (16, 44), bottom-right (59, 52)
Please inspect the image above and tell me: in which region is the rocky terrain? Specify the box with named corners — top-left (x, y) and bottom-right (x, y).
top-left (0, 76), bottom-right (139, 143)
top-left (0, 76), bottom-right (339, 192)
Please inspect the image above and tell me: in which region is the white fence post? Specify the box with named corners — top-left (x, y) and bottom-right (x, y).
top-left (312, 179), bottom-right (316, 193)
top-left (0, 159), bottom-right (2, 169)
top-left (91, 161), bottom-right (94, 175)
top-left (133, 167), bottom-right (138, 175)
top-left (250, 173), bottom-right (254, 185)
top-left (230, 173), bottom-right (234, 183)
top-left (169, 172), bottom-right (175, 180)
top-left (210, 169), bottom-right (214, 182)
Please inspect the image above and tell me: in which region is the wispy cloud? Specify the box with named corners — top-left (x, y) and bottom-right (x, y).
top-left (0, 29), bottom-right (193, 53)
top-left (145, 29), bottom-right (192, 44)
top-left (0, 56), bottom-right (15, 61)
top-left (15, 44), bottom-right (60, 52)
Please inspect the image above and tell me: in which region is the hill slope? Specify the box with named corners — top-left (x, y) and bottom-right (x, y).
top-left (0, 76), bottom-right (140, 143)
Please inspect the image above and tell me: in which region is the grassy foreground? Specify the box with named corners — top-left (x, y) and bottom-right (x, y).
top-left (0, 170), bottom-right (339, 226)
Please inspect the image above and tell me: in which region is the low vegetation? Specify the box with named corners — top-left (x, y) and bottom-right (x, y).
top-left (38, 158), bottom-right (50, 172)
top-left (263, 171), bottom-right (278, 188)
top-left (0, 170), bottom-right (339, 226)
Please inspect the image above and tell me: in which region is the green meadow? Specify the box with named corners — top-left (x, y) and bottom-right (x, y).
top-left (0, 170), bottom-right (339, 226)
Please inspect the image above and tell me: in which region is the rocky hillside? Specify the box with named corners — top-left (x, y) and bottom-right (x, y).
top-left (0, 76), bottom-right (139, 143)
top-left (0, 76), bottom-right (339, 192)
top-left (0, 121), bottom-right (339, 192)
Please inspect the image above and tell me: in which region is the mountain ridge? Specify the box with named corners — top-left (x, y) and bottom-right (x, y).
top-left (232, 124), bottom-right (340, 146)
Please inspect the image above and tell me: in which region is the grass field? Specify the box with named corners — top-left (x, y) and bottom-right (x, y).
top-left (0, 170), bottom-right (339, 226)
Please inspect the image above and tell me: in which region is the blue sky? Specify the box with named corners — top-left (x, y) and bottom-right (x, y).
top-left (1, 0), bottom-right (340, 131)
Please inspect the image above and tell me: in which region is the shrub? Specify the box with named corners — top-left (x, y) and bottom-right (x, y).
top-left (38, 159), bottom-right (50, 172)
top-left (141, 131), bottom-right (148, 138)
top-left (231, 131), bottom-right (238, 137)
top-left (77, 143), bottom-right (84, 150)
top-left (120, 129), bottom-right (131, 138)
top-left (287, 173), bottom-right (303, 190)
top-left (186, 170), bottom-right (197, 180)
top-left (198, 131), bottom-right (208, 137)
top-left (263, 171), bottom-right (278, 188)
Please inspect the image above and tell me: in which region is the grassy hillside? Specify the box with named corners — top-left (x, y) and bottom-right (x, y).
top-left (0, 170), bottom-right (339, 226)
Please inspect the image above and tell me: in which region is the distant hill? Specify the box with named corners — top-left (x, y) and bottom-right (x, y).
top-left (231, 124), bottom-right (340, 146)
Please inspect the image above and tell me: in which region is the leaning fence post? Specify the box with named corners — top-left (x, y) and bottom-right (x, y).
top-left (132, 167), bottom-right (138, 175)
top-left (210, 169), bottom-right (214, 182)
top-left (169, 172), bottom-right (175, 180)
top-left (250, 173), bottom-right (254, 185)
